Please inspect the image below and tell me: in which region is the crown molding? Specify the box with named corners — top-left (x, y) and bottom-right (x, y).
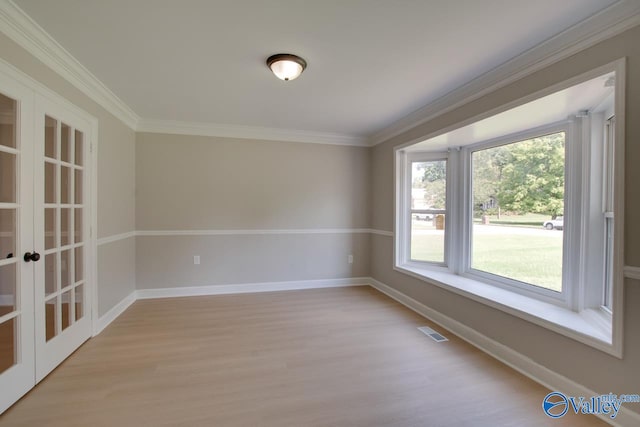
top-left (0, 0), bottom-right (140, 130)
top-left (137, 118), bottom-right (369, 147)
top-left (3, 0), bottom-right (639, 146)
top-left (369, 0), bottom-right (640, 146)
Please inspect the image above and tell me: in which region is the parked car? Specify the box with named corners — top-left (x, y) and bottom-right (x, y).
top-left (543, 216), bottom-right (563, 230)
top-left (414, 213), bottom-right (433, 221)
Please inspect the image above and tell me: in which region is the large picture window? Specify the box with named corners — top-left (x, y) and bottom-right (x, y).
top-left (470, 132), bottom-right (566, 293)
top-left (394, 61), bottom-right (624, 355)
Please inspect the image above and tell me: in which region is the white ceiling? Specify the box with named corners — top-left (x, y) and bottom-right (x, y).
top-left (14, 0), bottom-right (619, 139)
top-left (408, 71), bottom-right (615, 152)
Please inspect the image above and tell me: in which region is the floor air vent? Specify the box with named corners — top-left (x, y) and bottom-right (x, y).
top-left (418, 326), bottom-right (448, 342)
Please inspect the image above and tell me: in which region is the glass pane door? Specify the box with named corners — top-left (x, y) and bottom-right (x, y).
top-left (0, 74), bottom-right (93, 414)
top-left (0, 87), bottom-right (35, 415)
top-left (41, 117), bottom-right (87, 340)
top-left (0, 94), bottom-right (19, 375)
top-left (34, 98), bottom-right (91, 383)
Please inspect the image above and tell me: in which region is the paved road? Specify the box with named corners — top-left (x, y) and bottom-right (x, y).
top-left (472, 224), bottom-right (563, 236)
top-left (412, 223), bottom-right (563, 237)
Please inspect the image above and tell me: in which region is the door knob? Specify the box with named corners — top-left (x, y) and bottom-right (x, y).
top-left (24, 252), bottom-right (41, 262)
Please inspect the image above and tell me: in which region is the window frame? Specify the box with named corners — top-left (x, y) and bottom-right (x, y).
top-left (403, 152), bottom-right (450, 268)
top-left (602, 116), bottom-right (615, 311)
top-left (461, 123), bottom-right (572, 306)
top-left (393, 59), bottom-right (625, 357)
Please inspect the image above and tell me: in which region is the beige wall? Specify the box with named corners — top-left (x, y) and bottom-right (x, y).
top-left (136, 133), bottom-right (370, 230)
top-left (97, 238), bottom-right (135, 315)
top-left (0, 32), bottom-right (136, 316)
top-left (136, 133), bottom-right (371, 289)
top-left (136, 234), bottom-right (369, 289)
top-left (370, 26), bottom-right (640, 411)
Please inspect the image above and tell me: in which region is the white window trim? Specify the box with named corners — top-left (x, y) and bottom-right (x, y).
top-left (393, 58), bottom-right (625, 358)
top-left (462, 122), bottom-right (573, 306)
top-left (401, 152), bottom-right (450, 267)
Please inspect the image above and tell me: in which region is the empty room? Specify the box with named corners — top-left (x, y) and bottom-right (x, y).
top-left (0, 0), bottom-right (639, 425)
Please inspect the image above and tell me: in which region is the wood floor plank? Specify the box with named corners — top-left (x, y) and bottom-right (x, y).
top-left (0, 286), bottom-right (606, 426)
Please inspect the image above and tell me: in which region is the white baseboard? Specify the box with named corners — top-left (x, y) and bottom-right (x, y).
top-left (136, 277), bottom-right (370, 300)
top-left (95, 278), bottom-right (368, 335)
top-left (368, 278), bottom-right (640, 427)
top-left (94, 291), bottom-right (137, 336)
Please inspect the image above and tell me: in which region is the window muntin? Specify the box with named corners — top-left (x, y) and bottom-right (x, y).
top-left (470, 132), bottom-right (566, 293)
top-left (410, 159), bottom-right (447, 263)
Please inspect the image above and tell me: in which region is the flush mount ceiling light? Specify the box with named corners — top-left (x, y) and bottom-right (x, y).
top-left (266, 54), bottom-right (307, 81)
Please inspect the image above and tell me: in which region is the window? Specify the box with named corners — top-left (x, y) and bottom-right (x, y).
top-left (409, 157), bottom-right (447, 264)
top-left (470, 131), bottom-right (566, 295)
top-left (395, 61), bottom-right (624, 355)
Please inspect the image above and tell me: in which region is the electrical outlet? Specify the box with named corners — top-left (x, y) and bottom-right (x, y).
top-left (348, 254), bottom-right (354, 264)
top-left (193, 255), bottom-right (200, 265)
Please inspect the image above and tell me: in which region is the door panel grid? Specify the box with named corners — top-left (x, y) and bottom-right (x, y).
top-left (0, 80), bottom-right (36, 416)
top-left (42, 115), bottom-right (85, 341)
top-left (0, 94), bottom-right (20, 376)
top-left (34, 97), bottom-right (93, 384)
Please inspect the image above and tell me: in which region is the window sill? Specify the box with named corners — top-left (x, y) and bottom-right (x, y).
top-left (395, 264), bottom-right (618, 357)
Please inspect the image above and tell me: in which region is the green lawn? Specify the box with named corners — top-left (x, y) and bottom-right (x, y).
top-left (471, 232), bottom-right (563, 291)
top-left (411, 219), bottom-right (563, 292)
top-left (410, 232), bottom-right (445, 263)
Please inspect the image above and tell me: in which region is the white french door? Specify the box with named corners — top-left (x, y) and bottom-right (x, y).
top-left (0, 72), bottom-right (94, 414)
top-left (0, 71), bottom-right (36, 416)
top-left (33, 96), bottom-right (92, 382)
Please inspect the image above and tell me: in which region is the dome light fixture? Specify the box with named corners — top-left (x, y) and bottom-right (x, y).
top-left (266, 54), bottom-right (307, 81)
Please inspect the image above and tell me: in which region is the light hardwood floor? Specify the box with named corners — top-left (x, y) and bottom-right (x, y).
top-left (0, 286), bottom-right (605, 426)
